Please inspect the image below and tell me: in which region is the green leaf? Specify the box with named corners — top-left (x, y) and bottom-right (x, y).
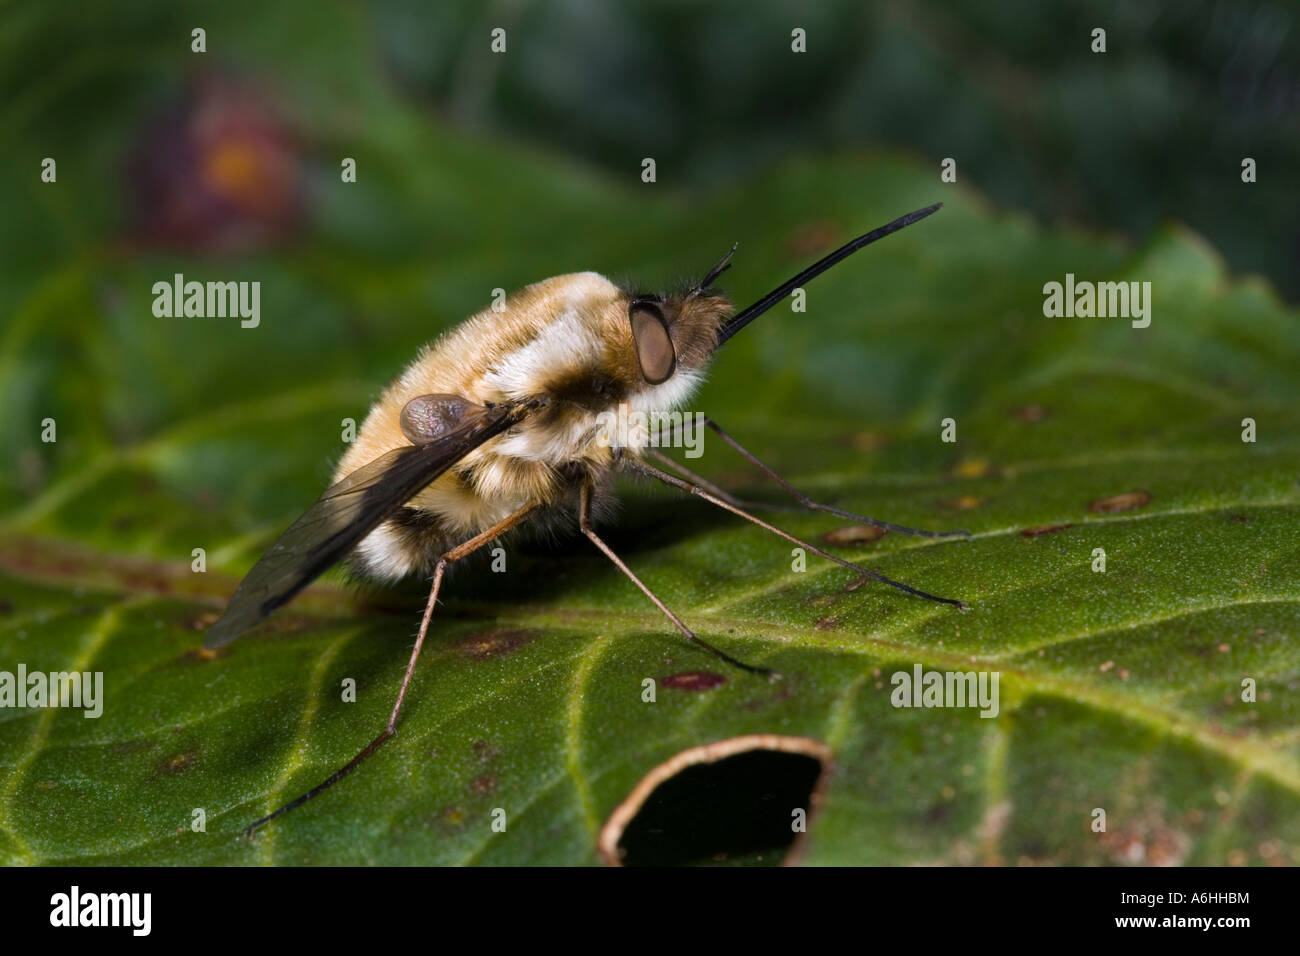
top-left (2, 7), bottom-right (1298, 865)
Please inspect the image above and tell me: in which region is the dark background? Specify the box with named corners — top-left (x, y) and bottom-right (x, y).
top-left (378, 0), bottom-right (1300, 300)
top-left (5, 0), bottom-right (1294, 297)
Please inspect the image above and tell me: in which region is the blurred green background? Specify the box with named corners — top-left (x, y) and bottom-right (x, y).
top-left (1, 1), bottom-right (1298, 865)
top-left (4, 0), bottom-right (1297, 300)
top-left (377, 0), bottom-right (1300, 299)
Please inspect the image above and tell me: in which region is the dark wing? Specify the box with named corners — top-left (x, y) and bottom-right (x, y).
top-left (205, 404), bottom-right (517, 649)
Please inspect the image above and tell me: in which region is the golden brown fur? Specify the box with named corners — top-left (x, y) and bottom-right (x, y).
top-left (335, 271), bottom-right (731, 581)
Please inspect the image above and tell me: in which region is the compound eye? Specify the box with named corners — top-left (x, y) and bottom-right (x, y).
top-left (630, 301), bottom-right (676, 385)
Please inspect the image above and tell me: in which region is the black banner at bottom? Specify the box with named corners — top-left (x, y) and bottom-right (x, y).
top-left (3, 864), bottom-right (1278, 942)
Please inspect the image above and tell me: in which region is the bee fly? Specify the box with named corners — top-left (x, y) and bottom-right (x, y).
top-left (206, 203), bottom-right (969, 833)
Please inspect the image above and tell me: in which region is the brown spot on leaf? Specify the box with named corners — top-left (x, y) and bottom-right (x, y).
top-left (1011, 404), bottom-right (1049, 422)
top-left (848, 431), bottom-right (887, 452)
top-left (440, 805), bottom-right (467, 827)
top-left (1088, 491), bottom-right (1151, 514)
top-left (121, 570), bottom-right (173, 594)
top-left (471, 774), bottom-right (497, 794)
top-left (814, 616), bottom-right (840, 631)
top-left (179, 645), bottom-right (226, 664)
top-left (662, 671), bottom-right (727, 691)
top-left (188, 612), bottom-right (220, 631)
top-left (1228, 514), bottom-right (1251, 523)
top-left (471, 740), bottom-right (499, 762)
top-left (155, 749), bottom-right (197, 776)
top-left (0, 598), bottom-right (12, 615)
top-left (458, 628), bottom-right (536, 658)
top-left (1020, 523), bottom-right (1072, 538)
top-left (940, 495), bottom-right (982, 511)
top-left (951, 458), bottom-right (996, 479)
top-left (821, 524), bottom-right (887, 546)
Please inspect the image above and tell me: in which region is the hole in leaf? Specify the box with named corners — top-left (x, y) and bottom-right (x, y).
top-left (599, 735), bottom-right (831, 867)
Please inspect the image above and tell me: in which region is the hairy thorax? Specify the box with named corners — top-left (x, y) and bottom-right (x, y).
top-left (335, 272), bottom-right (706, 581)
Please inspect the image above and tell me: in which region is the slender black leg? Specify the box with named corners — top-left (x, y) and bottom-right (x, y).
top-left (650, 416), bottom-right (970, 539)
top-left (245, 502), bottom-right (539, 835)
top-left (623, 457), bottom-right (967, 610)
top-left (577, 482), bottom-right (776, 678)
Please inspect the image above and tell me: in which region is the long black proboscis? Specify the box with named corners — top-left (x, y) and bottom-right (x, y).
top-left (715, 202), bottom-right (942, 346)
